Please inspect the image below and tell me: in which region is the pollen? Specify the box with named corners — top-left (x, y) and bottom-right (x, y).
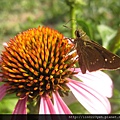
top-left (1, 26), bottom-right (77, 101)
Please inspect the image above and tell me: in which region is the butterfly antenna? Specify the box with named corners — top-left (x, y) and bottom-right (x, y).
top-left (63, 19), bottom-right (77, 30)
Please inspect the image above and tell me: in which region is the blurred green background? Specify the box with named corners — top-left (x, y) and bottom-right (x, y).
top-left (0, 0), bottom-right (120, 114)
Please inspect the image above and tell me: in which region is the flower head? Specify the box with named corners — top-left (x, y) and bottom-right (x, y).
top-left (0, 26), bottom-right (113, 114)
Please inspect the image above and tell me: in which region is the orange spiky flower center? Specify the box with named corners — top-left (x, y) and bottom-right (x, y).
top-left (1, 26), bottom-right (77, 101)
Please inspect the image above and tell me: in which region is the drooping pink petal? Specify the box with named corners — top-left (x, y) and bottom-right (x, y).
top-left (39, 95), bottom-right (56, 114)
top-left (67, 79), bottom-right (111, 114)
top-left (52, 91), bottom-right (72, 114)
top-left (0, 73), bottom-right (3, 82)
top-left (70, 68), bottom-right (113, 98)
top-left (0, 58), bottom-right (3, 82)
top-left (0, 84), bottom-right (8, 100)
top-left (13, 96), bottom-right (27, 114)
top-left (67, 49), bottom-right (78, 60)
top-left (3, 42), bottom-right (8, 47)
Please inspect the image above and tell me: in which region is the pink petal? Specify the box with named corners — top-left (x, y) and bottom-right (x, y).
top-left (39, 95), bottom-right (56, 114)
top-left (13, 96), bottom-right (27, 114)
top-left (67, 79), bottom-right (111, 114)
top-left (0, 84), bottom-right (8, 100)
top-left (67, 49), bottom-right (78, 60)
top-left (52, 92), bottom-right (72, 114)
top-left (3, 42), bottom-right (8, 47)
top-left (0, 73), bottom-right (3, 82)
top-left (70, 68), bottom-right (113, 98)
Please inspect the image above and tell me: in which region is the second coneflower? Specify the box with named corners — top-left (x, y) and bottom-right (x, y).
top-left (0, 26), bottom-right (113, 114)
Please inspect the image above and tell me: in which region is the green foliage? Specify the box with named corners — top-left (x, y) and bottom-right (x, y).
top-left (109, 28), bottom-right (120, 53)
top-left (97, 25), bottom-right (117, 49)
top-left (0, 97), bottom-right (18, 113)
top-left (77, 20), bottom-right (93, 39)
top-left (69, 102), bottom-right (89, 114)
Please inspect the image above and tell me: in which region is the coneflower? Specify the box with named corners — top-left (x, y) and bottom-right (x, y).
top-left (0, 26), bottom-right (113, 114)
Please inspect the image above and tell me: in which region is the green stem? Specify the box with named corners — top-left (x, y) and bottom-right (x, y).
top-left (28, 101), bottom-right (39, 114)
top-left (70, 6), bottom-right (76, 38)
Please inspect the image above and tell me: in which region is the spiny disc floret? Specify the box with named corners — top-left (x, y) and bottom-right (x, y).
top-left (1, 26), bottom-right (76, 100)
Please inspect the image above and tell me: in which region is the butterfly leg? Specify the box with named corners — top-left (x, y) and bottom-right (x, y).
top-left (71, 56), bottom-right (79, 72)
top-left (64, 37), bottom-right (74, 43)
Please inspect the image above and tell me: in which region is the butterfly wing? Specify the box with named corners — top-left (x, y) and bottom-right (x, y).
top-left (78, 54), bottom-right (87, 74)
top-left (81, 40), bottom-right (120, 72)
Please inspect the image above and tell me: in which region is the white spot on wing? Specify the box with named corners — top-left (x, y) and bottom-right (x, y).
top-left (105, 59), bottom-right (107, 62)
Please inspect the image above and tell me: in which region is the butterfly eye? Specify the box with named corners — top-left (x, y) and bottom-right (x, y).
top-left (75, 30), bottom-right (81, 37)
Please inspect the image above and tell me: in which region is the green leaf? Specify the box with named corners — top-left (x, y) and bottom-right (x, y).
top-left (0, 98), bottom-right (18, 113)
top-left (108, 28), bottom-right (120, 53)
top-left (77, 19), bottom-right (93, 39)
top-left (97, 25), bottom-right (117, 49)
top-left (69, 101), bottom-right (88, 114)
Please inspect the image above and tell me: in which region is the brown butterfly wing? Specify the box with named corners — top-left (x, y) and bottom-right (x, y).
top-left (80, 42), bottom-right (105, 73)
top-left (92, 41), bottom-right (120, 69)
top-left (80, 40), bottom-right (120, 73)
top-left (78, 54), bottom-right (87, 74)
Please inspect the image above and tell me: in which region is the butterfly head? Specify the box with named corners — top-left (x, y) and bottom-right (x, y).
top-left (75, 29), bottom-right (86, 38)
top-left (75, 30), bottom-right (81, 38)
